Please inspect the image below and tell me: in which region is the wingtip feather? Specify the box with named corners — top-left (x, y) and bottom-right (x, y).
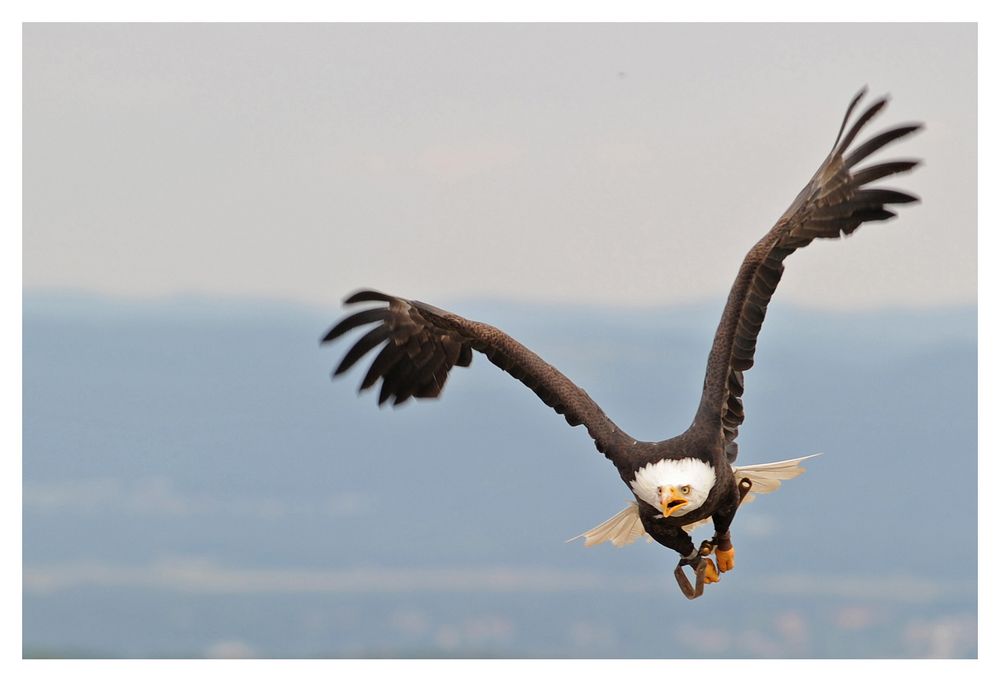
top-left (832, 86), bottom-right (870, 150)
top-left (344, 289), bottom-right (394, 305)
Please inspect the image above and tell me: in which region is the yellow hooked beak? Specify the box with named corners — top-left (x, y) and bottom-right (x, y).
top-left (659, 487), bottom-right (688, 517)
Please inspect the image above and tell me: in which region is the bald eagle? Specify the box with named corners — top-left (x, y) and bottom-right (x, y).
top-left (321, 89), bottom-right (921, 597)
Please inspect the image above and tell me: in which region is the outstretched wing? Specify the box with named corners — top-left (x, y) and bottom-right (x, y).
top-left (322, 290), bottom-right (636, 461)
top-left (694, 88), bottom-right (922, 461)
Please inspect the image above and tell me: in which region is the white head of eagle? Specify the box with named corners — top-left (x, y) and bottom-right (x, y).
top-left (629, 458), bottom-right (716, 518)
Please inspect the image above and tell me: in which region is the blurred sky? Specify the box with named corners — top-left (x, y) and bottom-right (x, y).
top-left (23, 23), bottom-right (975, 310)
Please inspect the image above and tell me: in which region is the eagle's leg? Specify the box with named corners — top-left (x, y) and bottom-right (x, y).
top-left (713, 532), bottom-right (735, 573)
top-left (710, 508), bottom-right (735, 573)
top-left (710, 478), bottom-right (751, 573)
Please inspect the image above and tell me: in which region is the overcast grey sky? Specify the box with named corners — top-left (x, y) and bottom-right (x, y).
top-left (23, 23), bottom-right (976, 310)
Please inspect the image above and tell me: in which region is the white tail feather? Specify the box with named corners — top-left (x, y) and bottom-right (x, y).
top-left (569, 454), bottom-right (819, 548)
top-left (567, 502), bottom-right (651, 547)
top-left (733, 453), bottom-right (820, 503)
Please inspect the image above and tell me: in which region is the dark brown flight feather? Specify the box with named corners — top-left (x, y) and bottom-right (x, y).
top-left (693, 87), bottom-right (921, 462)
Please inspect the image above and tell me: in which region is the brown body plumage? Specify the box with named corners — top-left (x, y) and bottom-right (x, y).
top-left (322, 88), bottom-right (921, 580)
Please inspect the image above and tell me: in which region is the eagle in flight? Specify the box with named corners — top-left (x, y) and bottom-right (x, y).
top-left (322, 88), bottom-right (921, 598)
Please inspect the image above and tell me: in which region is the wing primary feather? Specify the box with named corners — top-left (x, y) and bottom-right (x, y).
top-left (320, 308), bottom-right (384, 343)
top-left (359, 343), bottom-right (399, 391)
top-left (343, 289), bottom-right (394, 305)
top-left (852, 188), bottom-right (919, 206)
top-left (843, 207), bottom-right (896, 222)
top-left (834, 96), bottom-right (888, 156)
top-left (377, 379), bottom-right (393, 406)
top-left (334, 325), bottom-right (390, 376)
top-left (392, 344), bottom-right (438, 405)
top-left (831, 86), bottom-right (868, 151)
top-left (851, 160), bottom-right (921, 186)
top-left (377, 364), bottom-right (415, 405)
top-left (844, 124), bottom-right (923, 168)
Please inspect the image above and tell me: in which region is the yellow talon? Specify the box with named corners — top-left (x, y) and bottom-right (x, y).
top-left (716, 546), bottom-right (735, 572)
top-left (703, 559), bottom-right (720, 584)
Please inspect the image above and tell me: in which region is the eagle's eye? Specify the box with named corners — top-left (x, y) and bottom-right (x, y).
top-left (680, 485), bottom-right (691, 495)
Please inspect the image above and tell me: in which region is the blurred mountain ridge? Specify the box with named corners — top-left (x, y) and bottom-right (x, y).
top-left (22, 292), bottom-right (977, 658)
